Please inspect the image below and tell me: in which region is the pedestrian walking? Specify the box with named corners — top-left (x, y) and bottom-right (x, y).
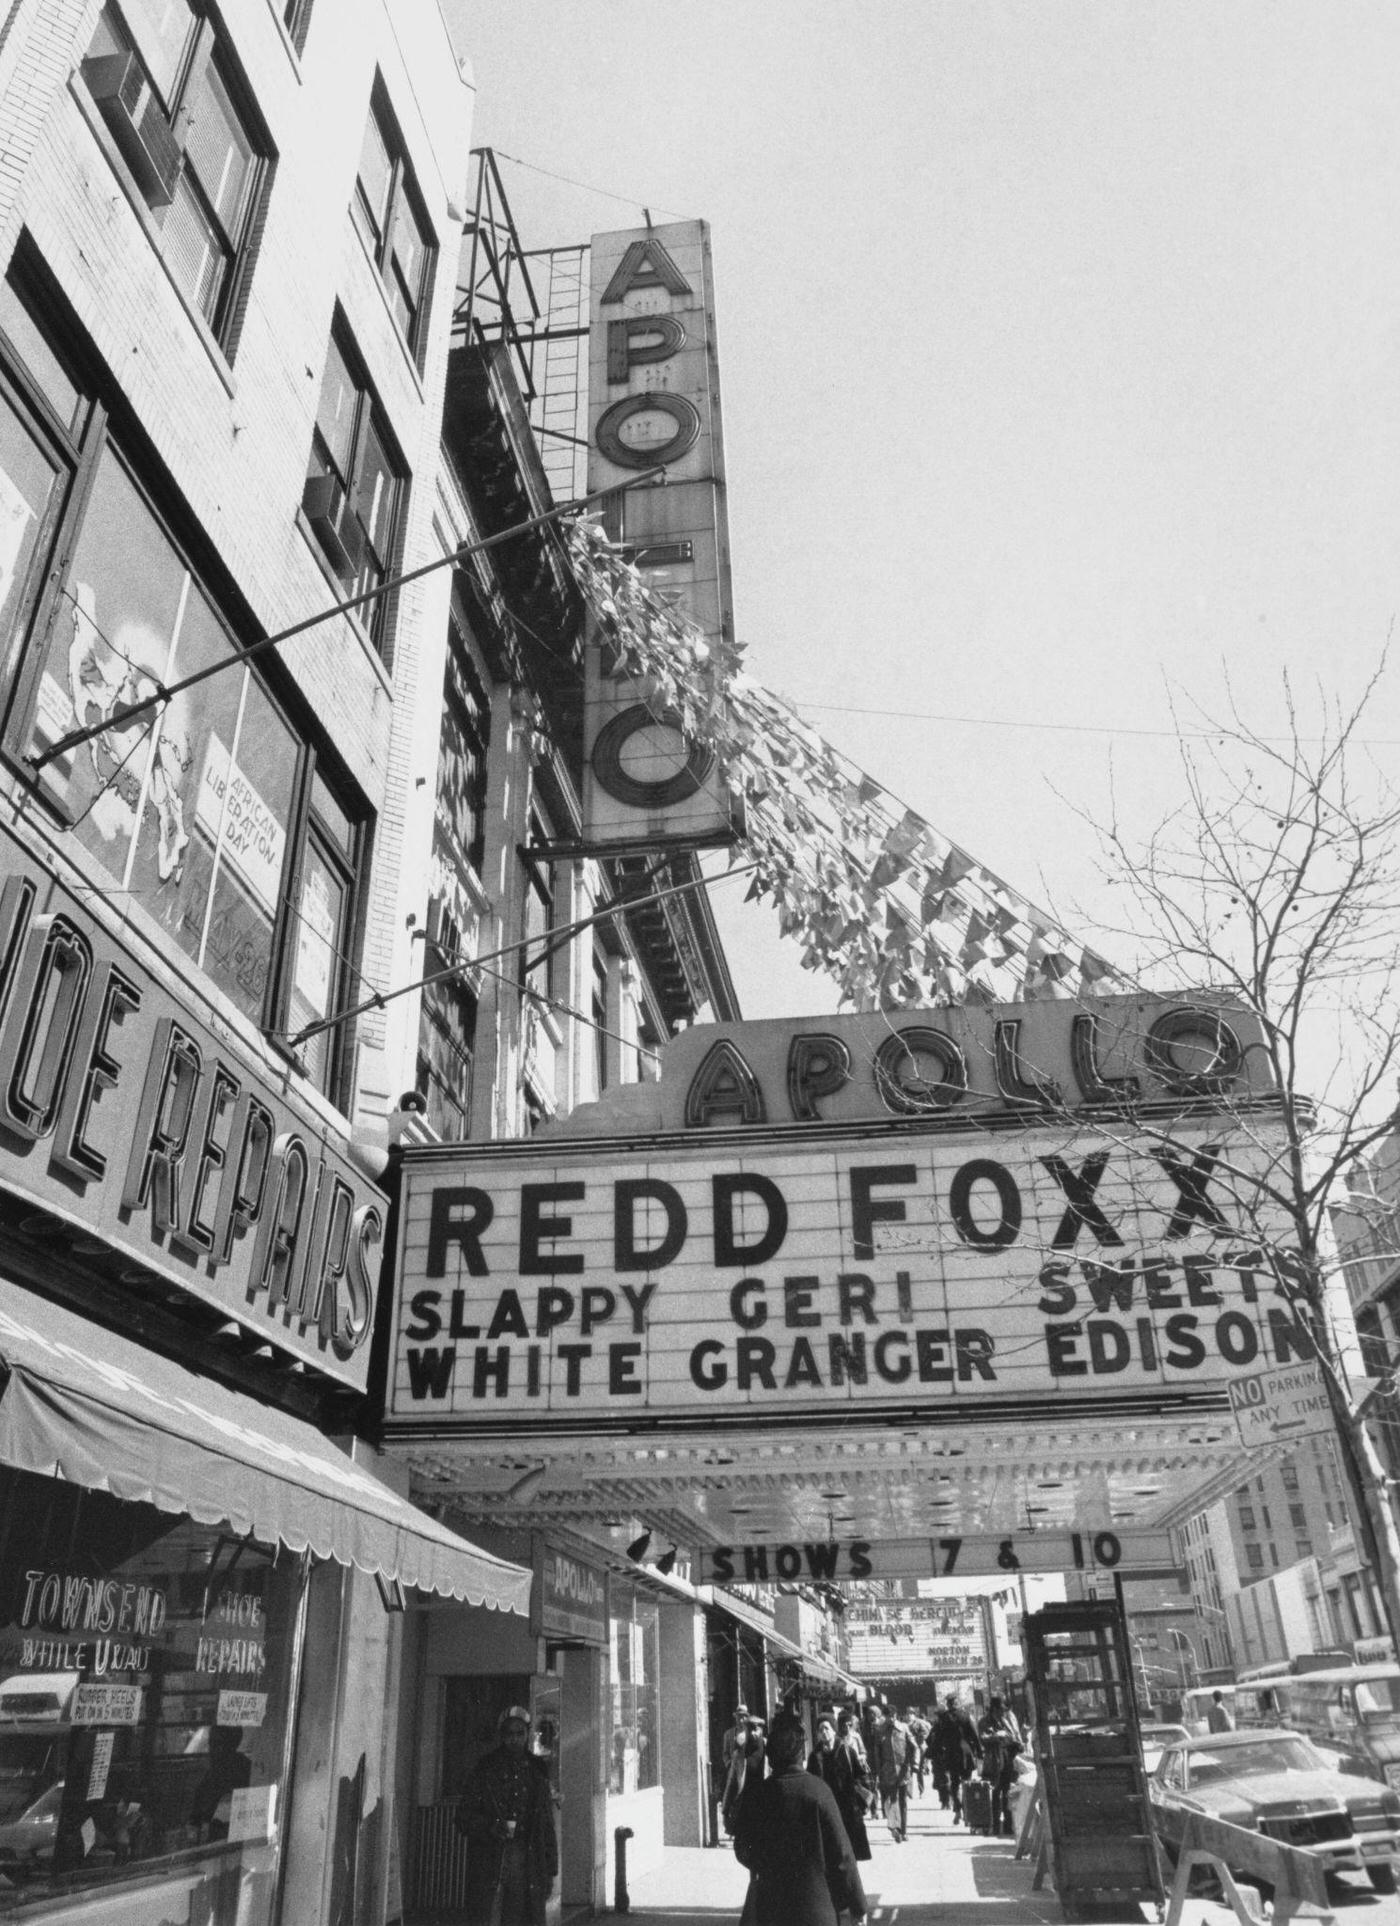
top-left (930, 1695), bottom-right (981, 1821)
top-left (456, 1705), bottom-right (558, 1925)
top-left (734, 1711), bottom-right (868, 1925)
top-left (977, 1695), bottom-right (1024, 1838)
top-left (722, 1712), bottom-right (767, 1836)
top-left (1206, 1690), bottom-right (1235, 1733)
top-left (723, 1702), bottom-right (752, 1769)
top-left (869, 1704), bottom-right (913, 1843)
top-left (808, 1714), bottom-right (872, 1860)
top-left (837, 1708), bottom-right (868, 1773)
top-left (907, 1711), bottom-right (931, 1798)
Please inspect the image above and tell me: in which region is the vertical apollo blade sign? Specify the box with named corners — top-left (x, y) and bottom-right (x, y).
top-left (584, 222), bottom-right (738, 851)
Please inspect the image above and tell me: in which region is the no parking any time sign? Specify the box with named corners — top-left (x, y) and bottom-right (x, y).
top-left (1228, 1359), bottom-right (1333, 1449)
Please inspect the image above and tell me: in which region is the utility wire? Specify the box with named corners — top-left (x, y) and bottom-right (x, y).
top-left (32, 469), bottom-right (664, 771)
top-left (490, 148), bottom-right (691, 223)
top-left (796, 699), bottom-right (1400, 748)
top-left (276, 856), bottom-right (761, 1051)
top-left (447, 946), bottom-right (663, 1070)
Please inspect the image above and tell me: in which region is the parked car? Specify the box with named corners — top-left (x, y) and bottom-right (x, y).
top-left (1150, 1729), bottom-right (1400, 1894)
top-left (1141, 1723), bottom-right (1190, 1773)
top-left (0, 1781), bottom-right (63, 1877)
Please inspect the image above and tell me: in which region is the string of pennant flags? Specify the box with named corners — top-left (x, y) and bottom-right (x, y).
top-left (569, 518), bottom-right (1124, 1012)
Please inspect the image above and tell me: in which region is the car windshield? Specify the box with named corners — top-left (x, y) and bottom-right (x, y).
top-left (1190, 1738), bottom-right (1324, 1781)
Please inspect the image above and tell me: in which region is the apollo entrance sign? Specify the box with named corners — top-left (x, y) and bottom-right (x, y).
top-left (387, 994), bottom-right (1304, 1435)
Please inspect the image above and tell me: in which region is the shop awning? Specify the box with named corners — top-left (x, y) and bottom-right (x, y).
top-left (0, 1290), bottom-right (531, 1613)
top-left (800, 1652), bottom-right (862, 1694)
top-left (700, 1587), bottom-right (861, 1693)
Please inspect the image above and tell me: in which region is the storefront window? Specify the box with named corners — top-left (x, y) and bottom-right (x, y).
top-left (608, 1595), bottom-right (659, 1795)
top-left (0, 1466), bottom-right (303, 1922)
top-left (0, 264), bottom-right (368, 1107)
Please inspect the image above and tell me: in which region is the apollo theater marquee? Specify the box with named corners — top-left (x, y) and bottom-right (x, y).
top-left (388, 988), bottom-right (1304, 1577)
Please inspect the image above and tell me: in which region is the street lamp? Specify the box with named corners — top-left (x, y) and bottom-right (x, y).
top-left (1128, 1635), bottom-right (1154, 1710)
top-left (1167, 1628), bottom-right (1198, 1693)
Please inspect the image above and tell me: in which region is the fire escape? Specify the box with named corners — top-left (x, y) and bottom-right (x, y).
top-left (454, 149), bottom-right (590, 504)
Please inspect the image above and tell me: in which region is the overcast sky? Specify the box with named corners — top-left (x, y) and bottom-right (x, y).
top-left (441, 3), bottom-right (1400, 1019)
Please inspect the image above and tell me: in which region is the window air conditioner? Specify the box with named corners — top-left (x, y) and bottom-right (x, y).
top-left (84, 54), bottom-right (183, 209)
top-left (301, 474), bottom-right (366, 581)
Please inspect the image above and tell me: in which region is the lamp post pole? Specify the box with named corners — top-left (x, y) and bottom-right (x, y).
top-left (1168, 1629), bottom-right (1198, 1696)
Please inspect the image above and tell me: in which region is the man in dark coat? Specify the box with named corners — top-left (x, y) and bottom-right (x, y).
top-left (977, 1695), bottom-right (1024, 1838)
top-left (807, 1713), bottom-right (871, 1861)
top-left (735, 1712), bottom-right (867, 1926)
top-left (930, 1694), bottom-right (981, 1822)
top-left (457, 1705), bottom-right (558, 1925)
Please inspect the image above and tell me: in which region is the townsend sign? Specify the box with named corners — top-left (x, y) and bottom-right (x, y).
top-left (388, 996), bottom-right (1300, 1433)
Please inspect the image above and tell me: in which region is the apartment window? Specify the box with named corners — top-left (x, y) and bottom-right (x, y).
top-left (1260, 1505), bottom-right (1272, 1531)
top-left (1289, 1503), bottom-right (1307, 1530)
top-left (351, 77), bottom-right (436, 356)
top-left (1297, 1539), bottom-right (1313, 1558)
top-left (0, 270), bottom-right (364, 1104)
top-left (638, 1006), bottom-right (664, 1083)
top-left (304, 323), bottom-right (405, 650)
top-left (593, 949), bottom-right (609, 1094)
top-left (1239, 1506), bottom-right (1256, 1531)
top-left (80, 3), bottom-right (269, 349)
top-left (521, 827), bottom-right (561, 1005)
top-left (1281, 1465), bottom-right (1300, 1492)
top-left (437, 619), bottom-right (489, 872)
top-left (282, 0), bottom-right (313, 52)
top-left (418, 952), bottom-right (477, 1140)
top-left (1246, 1544), bottom-right (1264, 1571)
top-left (285, 772), bottom-right (361, 1095)
top-left (1269, 1543), bottom-right (1279, 1568)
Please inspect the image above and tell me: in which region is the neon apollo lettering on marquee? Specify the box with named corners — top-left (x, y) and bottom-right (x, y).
top-left (0, 859), bottom-right (382, 1373)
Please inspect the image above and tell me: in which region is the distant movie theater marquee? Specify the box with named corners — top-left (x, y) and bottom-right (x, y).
top-left (387, 995), bottom-right (1301, 1434)
top-left (582, 220), bottom-right (737, 852)
top-left (845, 1598), bottom-right (987, 1678)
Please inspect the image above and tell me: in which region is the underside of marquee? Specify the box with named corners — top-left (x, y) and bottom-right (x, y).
top-left (396, 1406), bottom-right (1265, 1567)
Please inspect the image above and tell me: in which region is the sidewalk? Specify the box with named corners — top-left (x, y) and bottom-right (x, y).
top-left (618, 1786), bottom-right (1400, 1925)
top-left (620, 1788), bottom-right (1102, 1925)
